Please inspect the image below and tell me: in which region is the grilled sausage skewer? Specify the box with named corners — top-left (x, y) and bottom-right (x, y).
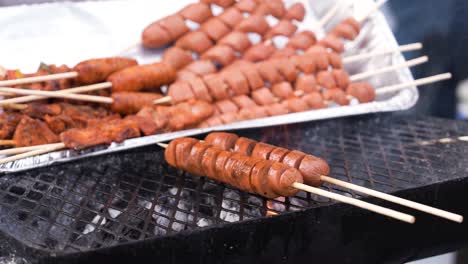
top-left (0, 89), bottom-right (164, 115)
top-left (198, 73), bottom-right (451, 127)
top-left (0, 56), bottom-right (428, 115)
top-left (154, 55), bottom-right (427, 105)
top-left (0, 73), bottom-right (451, 166)
top-left (0, 57), bottom-right (138, 87)
top-left (204, 132), bottom-right (463, 223)
top-left (158, 137), bottom-right (414, 223)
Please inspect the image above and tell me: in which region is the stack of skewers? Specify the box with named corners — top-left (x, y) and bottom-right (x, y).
top-left (0, 0), bottom-right (460, 223)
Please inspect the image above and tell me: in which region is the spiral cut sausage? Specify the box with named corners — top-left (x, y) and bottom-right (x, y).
top-left (204, 132), bottom-right (329, 187)
top-left (142, 3), bottom-right (214, 48)
top-left (166, 49), bottom-right (345, 104)
top-left (198, 81), bottom-right (375, 128)
top-left (164, 0), bottom-right (301, 73)
top-left (164, 137), bottom-right (303, 198)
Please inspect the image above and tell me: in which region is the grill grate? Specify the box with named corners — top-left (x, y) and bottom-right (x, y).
top-left (0, 115), bottom-right (467, 256)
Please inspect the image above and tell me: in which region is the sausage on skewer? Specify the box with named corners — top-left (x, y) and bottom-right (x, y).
top-left (164, 137), bottom-right (303, 198)
top-left (205, 132), bottom-right (328, 187)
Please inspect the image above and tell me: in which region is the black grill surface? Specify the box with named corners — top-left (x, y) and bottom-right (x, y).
top-left (1, 114), bottom-right (468, 263)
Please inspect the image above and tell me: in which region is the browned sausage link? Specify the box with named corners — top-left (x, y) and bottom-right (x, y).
top-left (168, 81), bottom-right (195, 103)
top-left (329, 17), bottom-right (361, 41)
top-left (200, 17), bottom-right (231, 41)
top-left (235, 15), bottom-right (270, 35)
top-left (322, 88), bottom-right (350, 106)
top-left (295, 74), bottom-right (319, 93)
top-left (158, 15), bottom-right (190, 41)
top-left (271, 82), bottom-right (294, 99)
top-left (222, 68), bottom-right (250, 96)
top-left (73, 57), bottom-right (138, 85)
top-left (316, 71), bottom-right (337, 90)
top-left (219, 32), bottom-right (252, 52)
top-left (232, 94), bottom-right (258, 109)
top-left (332, 69), bottom-right (350, 90)
top-left (188, 77), bottom-right (213, 103)
top-left (317, 35), bottom-right (345, 53)
top-left (203, 74), bottom-right (230, 100)
top-left (242, 41), bottom-right (276, 62)
top-left (346, 82), bottom-right (375, 103)
top-left (201, 45), bottom-right (237, 66)
top-left (286, 31), bottom-right (317, 51)
top-left (111, 92), bottom-right (162, 115)
top-left (176, 31), bottom-right (214, 54)
top-left (205, 132), bottom-right (239, 150)
top-left (303, 92), bottom-right (327, 109)
top-left (215, 99), bottom-right (239, 114)
top-left (258, 0), bottom-right (287, 19)
top-left (235, 0), bottom-right (258, 13)
top-left (270, 47), bottom-right (297, 59)
top-left (184, 60), bottom-right (217, 77)
top-left (264, 19), bottom-right (298, 39)
top-left (162, 47), bottom-right (194, 70)
top-left (303, 47), bottom-right (330, 71)
top-left (165, 137), bottom-right (302, 198)
top-left (284, 2), bottom-right (306, 21)
top-left (204, 132), bottom-right (328, 187)
top-left (108, 63), bottom-right (176, 92)
top-left (142, 22), bottom-right (172, 49)
top-left (178, 2), bottom-right (213, 24)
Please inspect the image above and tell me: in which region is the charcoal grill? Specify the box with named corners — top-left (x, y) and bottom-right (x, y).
top-left (0, 114), bottom-right (468, 263)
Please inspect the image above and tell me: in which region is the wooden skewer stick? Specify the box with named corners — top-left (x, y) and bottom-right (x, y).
top-left (0, 140), bottom-right (15, 146)
top-left (320, 176), bottom-right (463, 223)
top-left (343, 43), bottom-right (423, 64)
top-left (376, 73), bottom-right (452, 95)
top-left (350, 56), bottom-right (428, 82)
top-left (292, 182), bottom-right (414, 223)
top-left (156, 143), bottom-right (414, 223)
top-left (0, 87), bottom-right (113, 105)
top-left (1, 103), bottom-right (29, 110)
top-left (0, 143), bottom-right (65, 165)
top-left (0, 72), bottom-right (78, 87)
top-left (356, 0), bottom-right (388, 24)
top-left (0, 82), bottom-right (112, 105)
top-left (0, 143), bottom-right (64, 156)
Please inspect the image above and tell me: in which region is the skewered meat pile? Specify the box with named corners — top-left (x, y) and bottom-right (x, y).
top-left (0, 0), bottom-right (408, 155)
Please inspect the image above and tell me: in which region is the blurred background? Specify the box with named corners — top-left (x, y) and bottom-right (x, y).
top-left (384, 0), bottom-right (468, 120)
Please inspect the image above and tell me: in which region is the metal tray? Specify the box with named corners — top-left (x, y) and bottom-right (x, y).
top-left (0, 0), bottom-right (417, 172)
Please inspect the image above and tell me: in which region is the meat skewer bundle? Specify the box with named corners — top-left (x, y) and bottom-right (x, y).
top-left (163, 1), bottom-right (307, 82)
top-left (0, 43), bottom-right (423, 112)
top-left (153, 54), bottom-right (428, 105)
top-left (200, 132), bottom-right (462, 222)
top-left (0, 57), bottom-right (138, 88)
top-left (0, 73), bottom-right (453, 161)
top-left (197, 73), bottom-right (450, 128)
top-left (0, 55), bottom-right (427, 115)
top-left (161, 136), bottom-right (415, 223)
top-left (142, 0), bottom-right (303, 51)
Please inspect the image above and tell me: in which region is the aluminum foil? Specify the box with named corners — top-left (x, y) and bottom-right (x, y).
top-left (0, 0), bottom-right (417, 173)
